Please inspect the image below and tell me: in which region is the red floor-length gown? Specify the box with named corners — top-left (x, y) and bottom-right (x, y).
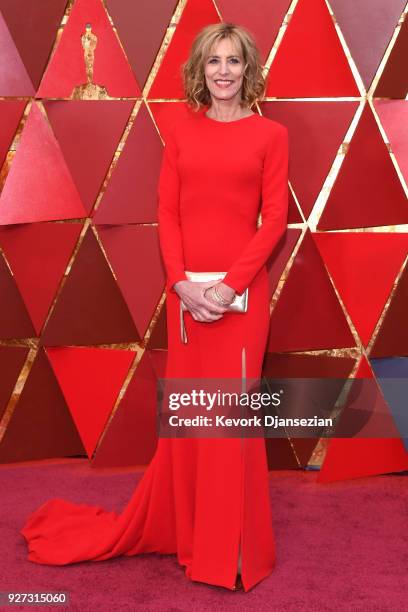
top-left (20, 107), bottom-right (289, 592)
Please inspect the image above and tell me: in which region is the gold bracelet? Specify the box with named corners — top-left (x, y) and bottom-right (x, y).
top-left (210, 285), bottom-right (228, 305)
top-left (213, 284), bottom-right (232, 305)
top-left (209, 286), bottom-right (225, 305)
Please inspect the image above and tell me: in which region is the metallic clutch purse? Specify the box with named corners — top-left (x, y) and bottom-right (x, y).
top-left (179, 270), bottom-right (249, 344)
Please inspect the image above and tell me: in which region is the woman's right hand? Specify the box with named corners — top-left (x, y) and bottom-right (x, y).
top-left (173, 280), bottom-right (229, 322)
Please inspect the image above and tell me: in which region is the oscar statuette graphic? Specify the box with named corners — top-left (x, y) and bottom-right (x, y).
top-left (71, 22), bottom-right (109, 99)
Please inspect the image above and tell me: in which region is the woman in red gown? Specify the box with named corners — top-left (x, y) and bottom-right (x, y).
top-left (20, 23), bottom-right (289, 593)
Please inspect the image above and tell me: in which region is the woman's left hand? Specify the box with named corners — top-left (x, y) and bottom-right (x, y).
top-left (204, 282), bottom-right (236, 306)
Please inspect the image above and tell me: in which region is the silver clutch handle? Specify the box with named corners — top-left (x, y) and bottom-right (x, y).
top-left (180, 299), bottom-right (188, 344)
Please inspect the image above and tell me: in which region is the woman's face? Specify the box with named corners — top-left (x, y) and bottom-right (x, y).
top-left (203, 37), bottom-right (246, 104)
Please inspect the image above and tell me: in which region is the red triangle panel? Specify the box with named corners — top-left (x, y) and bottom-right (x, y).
top-left (0, 223), bottom-right (83, 335)
top-left (0, 102), bottom-right (86, 224)
top-left (314, 232), bottom-right (408, 346)
top-left (265, 0), bottom-right (359, 97)
top-left (37, 0), bottom-right (141, 98)
top-left (46, 346), bottom-right (135, 458)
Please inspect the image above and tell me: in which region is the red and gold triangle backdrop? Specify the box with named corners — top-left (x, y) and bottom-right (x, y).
top-left (0, 0), bottom-right (407, 482)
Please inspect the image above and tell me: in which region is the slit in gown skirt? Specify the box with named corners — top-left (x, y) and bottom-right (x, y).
top-left (20, 109), bottom-right (289, 593)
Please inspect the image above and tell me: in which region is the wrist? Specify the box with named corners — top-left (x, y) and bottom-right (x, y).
top-left (173, 280), bottom-right (187, 293)
top-left (215, 283), bottom-right (235, 304)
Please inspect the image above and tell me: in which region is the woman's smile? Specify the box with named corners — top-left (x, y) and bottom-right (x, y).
top-left (214, 79), bottom-right (234, 88)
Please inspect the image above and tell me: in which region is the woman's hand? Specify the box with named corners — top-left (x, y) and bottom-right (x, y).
top-left (173, 280), bottom-right (233, 323)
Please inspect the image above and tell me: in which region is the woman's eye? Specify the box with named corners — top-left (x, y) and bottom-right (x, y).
top-left (208, 58), bottom-right (240, 64)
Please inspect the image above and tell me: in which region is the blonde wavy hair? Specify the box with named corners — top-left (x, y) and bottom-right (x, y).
top-left (181, 22), bottom-right (266, 111)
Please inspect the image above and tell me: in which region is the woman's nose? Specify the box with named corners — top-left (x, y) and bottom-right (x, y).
top-left (218, 61), bottom-right (230, 75)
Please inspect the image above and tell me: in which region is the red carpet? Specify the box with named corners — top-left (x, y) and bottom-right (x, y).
top-left (2, 458), bottom-right (406, 611)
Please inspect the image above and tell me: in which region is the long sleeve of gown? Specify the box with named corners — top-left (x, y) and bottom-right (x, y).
top-left (157, 126), bottom-right (188, 294)
top-left (223, 125), bottom-right (289, 296)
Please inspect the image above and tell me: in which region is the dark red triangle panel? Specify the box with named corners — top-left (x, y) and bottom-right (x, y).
top-left (0, 100), bottom-right (27, 168)
top-left (0, 346), bottom-right (29, 421)
top-left (216, 0), bottom-right (291, 64)
top-left (370, 262), bottom-right (408, 358)
top-left (0, 9), bottom-right (34, 95)
top-left (0, 348), bottom-right (85, 463)
top-left (267, 230), bottom-right (355, 352)
top-left (260, 101), bottom-right (359, 219)
top-left (40, 226), bottom-right (139, 346)
top-left (318, 105), bottom-right (408, 230)
top-left (329, 0), bottom-right (406, 90)
top-left (374, 13), bottom-right (408, 98)
top-left (0, 0), bottom-right (68, 91)
top-left (105, 0), bottom-right (178, 89)
top-left (97, 225), bottom-right (166, 338)
top-left (92, 351), bottom-right (159, 467)
top-left (0, 250), bottom-right (35, 339)
top-left (43, 100), bottom-right (134, 214)
top-left (94, 103), bottom-right (164, 224)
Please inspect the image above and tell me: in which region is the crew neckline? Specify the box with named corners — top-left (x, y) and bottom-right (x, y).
top-left (203, 111), bottom-right (258, 124)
